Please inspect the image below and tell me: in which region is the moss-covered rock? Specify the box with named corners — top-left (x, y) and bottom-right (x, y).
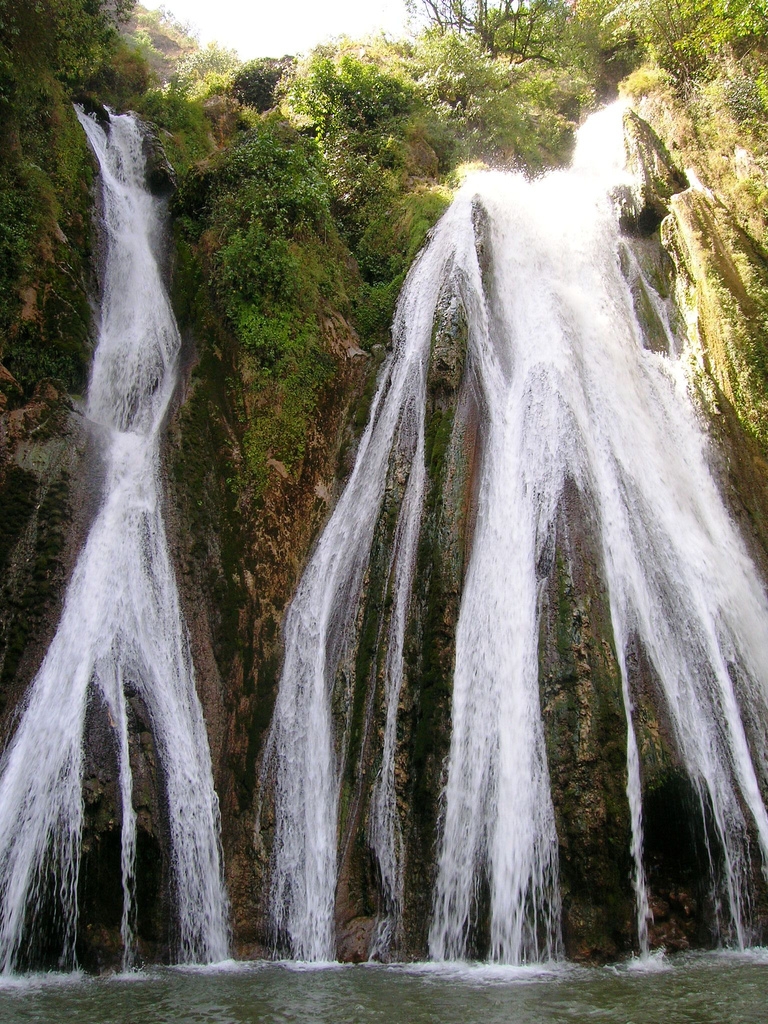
top-left (141, 120), bottom-right (177, 195)
top-left (662, 187), bottom-right (768, 451)
top-left (620, 109), bottom-right (687, 235)
top-left (0, 72), bottom-right (98, 398)
top-left (396, 282), bottom-right (475, 956)
top-left (162, 222), bottom-right (369, 955)
top-left (538, 486), bottom-right (635, 961)
top-left (0, 384), bottom-right (91, 714)
top-left (619, 236), bottom-right (678, 354)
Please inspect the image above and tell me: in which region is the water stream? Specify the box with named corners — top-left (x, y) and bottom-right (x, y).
top-left (2, 95), bottom-right (765, 979)
top-left (262, 211), bottom-right (447, 959)
top-left (0, 110), bottom-right (229, 972)
top-left (268, 102), bottom-right (768, 962)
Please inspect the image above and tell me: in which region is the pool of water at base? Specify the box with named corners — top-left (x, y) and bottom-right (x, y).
top-left (0, 949), bottom-right (766, 1024)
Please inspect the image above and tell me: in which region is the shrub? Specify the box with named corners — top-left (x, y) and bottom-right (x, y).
top-left (232, 57), bottom-right (295, 112)
top-left (174, 41), bottom-right (240, 96)
top-left (135, 84), bottom-right (212, 174)
top-left (289, 52), bottom-right (416, 139)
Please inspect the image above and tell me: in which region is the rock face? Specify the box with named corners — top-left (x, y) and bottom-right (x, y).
top-left (161, 284), bottom-right (369, 958)
top-left (141, 120), bottom-right (177, 196)
top-left (0, 384), bottom-right (140, 971)
top-left (249, 110), bottom-right (768, 963)
top-left (538, 484), bottom-right (635, 961)
top-left (1, 107), bottom-right (768, 971)
top-left (219, 111), bottom-right (767, 963)
top-left (323, 279), bottom-right (477, 960)
top-left (663, 188), bottom-right (768, 449)
top-left (397, 286), bottom-right (475, 956)
top-left (618, 109), bottom-right (687, 235)
top-left (0, 384), bottom-right (91, 725)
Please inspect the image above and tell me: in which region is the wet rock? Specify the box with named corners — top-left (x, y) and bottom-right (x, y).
top-left (618, 237), bottom-right (679, 355)
top-left (539, 482), bottom-right (636, 960)
top-left (428, 289), bottom-right (468, 397)
top-left (617, 110), bottom-right (687, 236)
top-left (73, 96), bottom-right (110, 131)
top-left (162, 267), bottom-right (369, 955)
top-left (337, 916), bottom-right (376, 963)
top-left (661, 186), bottom-right (768, 450)
top-left (140, 120), bottom-right (177, 196)
top-left (0, 385), bottom-right (92, 726)
top-left (471, 197), bottom-right (493, 286)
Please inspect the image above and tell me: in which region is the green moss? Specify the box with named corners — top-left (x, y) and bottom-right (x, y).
top-left (167, 243), bottom-right (250, 680)
top-left (240, 342), bottom-right (335, 500)
top-left (337, 492), bottom-right (399, 839)
top-left (356, 187), bottom-right (450, 286)
top-left (171, 115), bottom-right (356, 500)
top-left (407, 407), bottom-right (456, 825)
top-left (664, 189), bottom-right (768, 451)
top-left (236, 652), bottom-right (279, 809)
top-left (353, 278), bottom-right (403, 348)
top-left (352, 347), bottom-right (386, 435)
top-left (134, 86), bottom-right (213, 176)
top-left (0, 80), bottom-right (95, 394)
top-left (172, 374), bottom-right (247, 673)
top-left (540, 540), bottom-right (636, 956)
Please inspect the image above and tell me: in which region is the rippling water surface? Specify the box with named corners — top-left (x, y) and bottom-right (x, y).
top-left (0, 951), bottom-right (766, 1023)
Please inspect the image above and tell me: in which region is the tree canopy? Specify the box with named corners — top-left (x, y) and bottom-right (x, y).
top-left (0, 0), bottom-right (135, 92)
top-left (411, 0), bottom-right (572, 62)
top-left (605, 0), bottom-right (768, 80)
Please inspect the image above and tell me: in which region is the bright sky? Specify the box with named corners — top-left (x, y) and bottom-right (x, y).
top-left (142, 0), bottom-right (415, 60)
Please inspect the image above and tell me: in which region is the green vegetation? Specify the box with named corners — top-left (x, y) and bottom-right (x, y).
top-left (172, 113), bottom-right (349, 495)
top-left (0, 0), bottom-right (608, 410)
top-left (612, 0), bottom-right (767, 83)
top-left (411, 0), bottom-right (573, 63)
top-left (149, 15), bottom-right (597, 496)
top-left (0, 0), bottom-right (135, 393)
top-left (232, 58), bottom-right (294, 112)
top-left (2, 0), bottom-right (767, 546)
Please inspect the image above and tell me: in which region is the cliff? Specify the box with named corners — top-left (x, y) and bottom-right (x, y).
top-left (1, 19), bottom-right (768, 968)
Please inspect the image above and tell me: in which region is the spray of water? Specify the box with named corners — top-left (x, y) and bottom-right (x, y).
top-left (0, 110), bottom-right (229, 972)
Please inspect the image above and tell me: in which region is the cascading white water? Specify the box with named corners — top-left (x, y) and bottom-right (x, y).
top-left (0, 110), bottom-right (229, 972)
top-left (366, 432), bottom-right (426, 957)
top-left (263, 217), bottom-right (464, 959)
top-left (268, 101), bottom-right (768, 963)
top-left (430, 103), bottom-right (768, 959)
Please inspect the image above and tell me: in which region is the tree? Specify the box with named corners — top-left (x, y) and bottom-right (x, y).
top-left (231, 57), bottom-right (295, 112)
top-left (289, 52), bottom-right (415, 139)
top-left (0, 0), bottom-right (135, 90)
top-left (174, 40), bottom-right (240, 95)
top-left (569, 0), bottom-right (639, 93)
top-left (610, 0), bottom-right (768, 81)
top-left (411, 0), bottom-right (571, 63)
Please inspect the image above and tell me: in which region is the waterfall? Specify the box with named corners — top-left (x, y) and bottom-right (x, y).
top-left (430, 105), bottom-right (768, 958)
top-left (0, 110), bottom-right (230, 972)
top-left (268, 100), bottom-right (768, 963)
top-left (263, 215), bottom-right (462, 959)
